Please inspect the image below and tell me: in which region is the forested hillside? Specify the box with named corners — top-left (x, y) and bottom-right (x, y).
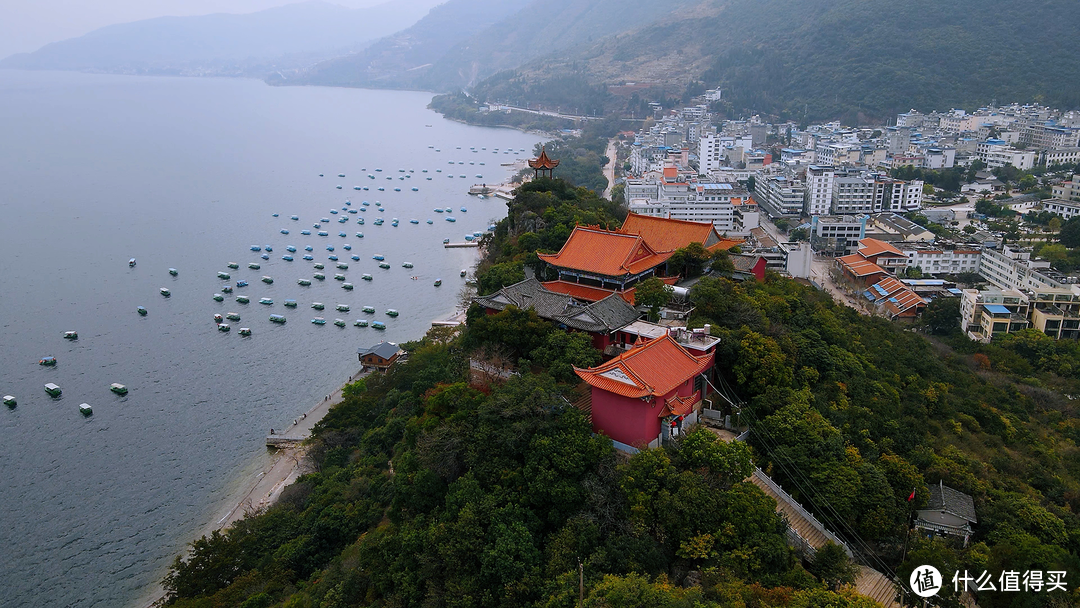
top-left (467, 0), bottom-right (1080, 122)
top-left (162, 179), bottom-right (1080, 608)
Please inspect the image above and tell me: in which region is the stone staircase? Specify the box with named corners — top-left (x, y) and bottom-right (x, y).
top-left (748, 469), bottom-right (901, 608)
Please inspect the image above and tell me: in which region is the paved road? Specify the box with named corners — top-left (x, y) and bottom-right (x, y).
top-left (603, 138), bottom-right (617, 199)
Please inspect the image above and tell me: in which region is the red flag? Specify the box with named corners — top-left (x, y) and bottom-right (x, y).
top-left (907, 488), bottom-right (916, 502)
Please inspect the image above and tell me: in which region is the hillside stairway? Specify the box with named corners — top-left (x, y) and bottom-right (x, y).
top-left (748, 468), bottom-right (901, 607)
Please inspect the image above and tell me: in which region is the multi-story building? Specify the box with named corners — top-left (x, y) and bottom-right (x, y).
top-left (977, 142), bottom-right (1036, 170)
top-left (1052, 175), bottom-right (1080, 202)
top-left (1041, 199), bottom-right (1080, 220)
top-left (904, 247), bottom-right (982, 275)
top-left (887, 126), bottom-right (912, 155)
top-left (960, 289), bottom-right (1030, 342)
top-left (1028, 288), bottom-right (1080, 340)
top-left (923, 147), bottom-right (956, 169)
top-left (756, 174), bottom-right (806, 217)
top-left (978, 246), bottom-right (1063, 292)
top-left (625, 163), bottom-right (741, 231)
top-left (805, 165), bottom-right (836, 215)
top-left (810, 215), bottom-right (867, 256)
top-left (1023, 123), bottom-right (1080, 150)
top-left (1044, 148), bottom-right (1080, 167)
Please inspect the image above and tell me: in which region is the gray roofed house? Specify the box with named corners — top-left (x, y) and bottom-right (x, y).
top-left (915, 481), bottom-right (977, 545)
top-left (473, 278), bottom-right (641, 336)
top-left (357, 341), bottom-right (404, 370)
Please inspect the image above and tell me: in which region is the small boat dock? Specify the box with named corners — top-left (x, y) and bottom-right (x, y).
top-left (444, 242), bottom-right (479, 248)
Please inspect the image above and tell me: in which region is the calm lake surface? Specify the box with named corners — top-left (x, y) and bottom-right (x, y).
top-left (0, 70), bottom-right (542, 608)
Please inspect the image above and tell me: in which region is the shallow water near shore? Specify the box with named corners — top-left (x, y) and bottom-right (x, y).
top-left (0, 70), bottom-right (541, 608)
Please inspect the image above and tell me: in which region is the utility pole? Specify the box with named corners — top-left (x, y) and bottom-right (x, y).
top-left (578, 558), bottom-right (584, 607)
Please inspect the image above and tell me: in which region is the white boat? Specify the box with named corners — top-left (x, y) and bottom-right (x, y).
top-left (110, 383), bottom-right (128, 395)
top-left (63, 331), bottom-right (78, 340)
top-left (80, 403), bottom-right (93, 415)
top-left (45, 383), bottom-right (62, 397)
top-left (160, 288), bottom-right (171, 297)
top-left (4, 396), bottom-right (16, 407)
top-left (129, 258), bottom-right (136, 267)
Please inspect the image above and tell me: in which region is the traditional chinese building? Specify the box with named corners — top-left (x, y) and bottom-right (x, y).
top-left (472, 278), bottom-right (642, 350)
top-left (915, 481), bottom-right (977, 546)
top-left (575, 333), bottom-right (714, 451)
top-left (528, 147), bottom-right (560, 178)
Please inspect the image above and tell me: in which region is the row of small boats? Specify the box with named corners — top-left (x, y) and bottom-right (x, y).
top-left (4, 382), bottom-right (128, 416)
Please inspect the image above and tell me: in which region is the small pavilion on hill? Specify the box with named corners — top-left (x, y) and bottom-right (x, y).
top-left (528, 147), bottom-right (560, 179)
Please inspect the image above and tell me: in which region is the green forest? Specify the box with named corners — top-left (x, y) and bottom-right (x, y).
top-left (163, 179), bottom-right (1080, 608)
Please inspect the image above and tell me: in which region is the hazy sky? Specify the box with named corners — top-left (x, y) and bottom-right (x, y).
top-left (0, 0), bottom-right (391, 59)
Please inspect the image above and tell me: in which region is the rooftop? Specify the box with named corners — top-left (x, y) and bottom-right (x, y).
top-left (474, 278), bottom-right (641, 334)
top-left (925, 481), bottom-right (977, 523)
top-left (575, 333), bottom-right (713, 399)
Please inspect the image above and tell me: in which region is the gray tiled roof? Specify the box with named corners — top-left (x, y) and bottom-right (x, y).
top-left (927, 481), bottom-right (977, 523)
top-left (357, 341), bottom-right (402, 360)
top-left (474, 278), bottom-right (640, 334)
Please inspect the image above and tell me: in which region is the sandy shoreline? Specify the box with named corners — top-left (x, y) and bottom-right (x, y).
top-left (138, 366), bottom-right (371, 608)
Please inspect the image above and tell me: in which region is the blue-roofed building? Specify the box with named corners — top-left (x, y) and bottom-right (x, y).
top-left (959, 288), bottom-right (1030, 342)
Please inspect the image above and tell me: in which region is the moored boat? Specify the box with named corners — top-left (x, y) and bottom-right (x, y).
top-left (227, 262), bottom-right (239, 269)
top-left (354, 319), bottom-right (368, 327)
top-left (39, 356), bottom-right (56, 366)
top-left (460, 269), bottom-right (467, 277)
top-left (372, 321), bottom-right (386, 330)
top-left (312, 302), bottom-right (325, 310)
top-left (362, 305), bottom-right (375, 313)
top-left (386, 309), bottom-right (399, 317)
top-left (63, 331), bottom-right (78, 340)
top-left (222, 285), bottom-right (233, 293)
top-left (314, 263), bottom-right (325, 269)
top-left (138, 306), bottom-right (148, 315)
top-left (236, 280), bottom-right (248, 288)
top-left (334, 319), bottom-right (347, 327)
top-left (378, 262), bottom-right (391, 269)
top-left (214, 313), bottom-right (223, 323)
top-left (218, 323), bottom-right (230, 332)
top-left (45, 383), bottom-right (62, 397)
top-left (3, 396), bottom-right (15, 407)
top-left (236, 295), bottom-right (250, 304)
top-left (259, 298), bottom-right (273, 305)
top-left (226, 312), bottom-right (241, 320)
top-left (311, 317), bottom-right (326, 325)
top-left (337, 263), bottom-right (349, 270)
top-left (402, 262), bottom-right (414, 268)
top-left (249, 263), bottom-right (261, 269)
top-left (238, 327), bottom-right (252, 336)
top-left (342, 283), bottom-right (354, 290)
top-left (110, 383), bottom-right (128, 395)
top-left (160, 288), bottom-right (171, 297)
top-left (282, 255), bottom-right (294, 261)
top-left (261, 276), bottom-right (274, 284)
top-left (336, 304), bottom-right (350, 312)
top-left (434, 279), bottom-right (442, 287)
top-left (298, 279), bottom-right (311, 286)
top-left (270, 314), bottom-right (287, 323)
top-left (80, 403), bottom-right (93, 415)
top-left (372, 254), bottom-right (384, 261)
top-left (169, 268), bottom-right (178, 276)
top-left (334, 274), bottom-right (346, 281)
top-left (314, 273), bottom-right (326, 280)
top-left (284, 299), bottom-right (297, 307)
top-left (361, 274), bottom-right (373, 281)
top-left (218, 272), bottom-right (231, 280)
top-left (129, 258), bottom-right (137, 267)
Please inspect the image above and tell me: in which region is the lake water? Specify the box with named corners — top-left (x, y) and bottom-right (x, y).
top-left (0, 70), bottom-right (542, 608)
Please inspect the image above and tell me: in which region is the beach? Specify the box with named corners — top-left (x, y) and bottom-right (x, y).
top-left (140, 366), bottom-right (372, 608)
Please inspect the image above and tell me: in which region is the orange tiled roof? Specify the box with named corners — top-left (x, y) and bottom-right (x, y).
top-left (574, 333), bottom-right (713, 399)
top-left (619, 212), bottom-right (744, 254)
top-left (528, 147), bottom-right (560, 170)
top-left (659, 393), bottom-right (701, 418)
top-left (837, 254), bottom-right (886, 277)
top-left (537, 226), bottom-right (671, 277)
top-left (858, 238), bottom-right (904, 258)
top-left (542, 280), bottom-right (636, 304)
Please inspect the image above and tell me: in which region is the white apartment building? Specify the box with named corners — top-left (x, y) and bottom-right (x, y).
top-left (923, 147), bottom-right (956, 169)
top-left (1045, 148), bottom-right (1080, 167)
top-left (810, 215), bottom-right (867, 255)
top-left (904, 248), bottom-right (982, 275)
top-left (978, 247), bottom-right (1063, 292)
top-left (625, 163), bottom-right (741, 231)
top-left (756, 174), bottom-right (806, 216)
top-left (831, 174), bottom-right (923, 214)
top-left (887, 126), bottom-right (912, 154)
top-left (977, 142), bottom-right (1036, 170)
top-left (1023, 123), bottom-right (1080, 150)
top-left (1041, 199), bottom-right (1080, 220)
top-left (1051, 175), bottom-right (1080, 202)
top-left (698, 133), bottom-right (752, 173)
top-left (805, 165), bottom-right (836, 215)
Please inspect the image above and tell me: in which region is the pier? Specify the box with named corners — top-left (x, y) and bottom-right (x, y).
top-left (444, 242), bottom-right (479, 248)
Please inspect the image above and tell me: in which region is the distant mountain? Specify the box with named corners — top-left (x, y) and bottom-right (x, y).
top-left (410, 0), bottom-right (702, 91)
top-left (0, 0), bottom-right (440, 76)
top-left (466, 0), bottom-right (1080, 122)
top-left (285, 0), bottom-right (533, 88)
